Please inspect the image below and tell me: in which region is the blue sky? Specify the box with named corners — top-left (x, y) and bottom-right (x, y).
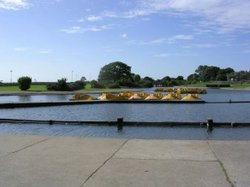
top-left (0, 0), bottom-right (250, 82)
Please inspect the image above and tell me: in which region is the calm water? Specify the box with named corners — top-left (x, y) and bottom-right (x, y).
top-left (1, 123), bottom-right (250, 140)
top-left (0, 88), bottom-right (250, 103)
top-left (0, 102), bottom-right (250, 122)
top-left (0, 94), bottom-right (74, 103)
top-left (0, 89), bottom-right (249, 122)
top-left (0, 89), bottom-right (250, 139)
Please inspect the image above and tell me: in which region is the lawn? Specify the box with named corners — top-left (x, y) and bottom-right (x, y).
top-left (186, 82), bottom-right (208, 87)
top-left (79, 83), bottom-right (120, 92)
top-left (0, 83), bottom-right (122, 93)
top-left (187, 82), bottom-right (250, 89)
top-left (0, 85), bottom-right (47, 92)
top-left (230, 82), bottom-right (250, 89)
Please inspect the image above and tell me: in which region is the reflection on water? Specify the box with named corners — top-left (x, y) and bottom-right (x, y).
top-left (0, 103), bottom-right (249, 122)
top-left (0, 89), bottom-right (250, 103)
top-left (0, 94), bottom-right (74, 103)
top-left (0, 123), bottom-right (250, 140)
top-left (0, 89), bottom-right (249, 123)
top-left (0, 89), bottom-right (249, 140)
top-left (18, 95), bottom-right (32, 102)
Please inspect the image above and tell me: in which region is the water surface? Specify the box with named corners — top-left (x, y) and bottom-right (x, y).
top-left (1, 123), bottom-right (250, 140)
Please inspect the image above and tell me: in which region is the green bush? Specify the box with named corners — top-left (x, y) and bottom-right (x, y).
top-left (47, 78), bottom-right (70, 91)
top-left (108, 83), bottom-right (120, 88)
top-left (140, 80), bottom-right (154, 88)
top-left (206, 83), bottom-right (231, 88)
top-left (18, 76), bottom-right (32, 91)
top-left (90, 80), bottom-right (104, 88)
top-left (69, 80), bottom-right (86, 90)
top-left (47, 79), bottom-right (86, 91)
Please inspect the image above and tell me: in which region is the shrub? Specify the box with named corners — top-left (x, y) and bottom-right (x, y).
top-left (47, 78), bottom-right (70, 91)
top-left (47, 83), bottom-right (57, 91)
top-left (206, 83), bottom-right (231, 88)
top-left (47, 79), bottom-right (86, 91)
top-left (139, 80), bottom-right (154, 88)
top-left (18, 76), bottom-right (32, 91)
top-left (108, 83), bottom-right (120, 88)
top-left (69, 80), bottom-right (86, 90)
top-left (90, 80), bottom-right (105, 88)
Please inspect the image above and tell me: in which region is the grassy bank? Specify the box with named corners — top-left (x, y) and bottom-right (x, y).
top-left (187, 82), bottom-right (250, 89)
top-left (0, 85), bottom-right (47, 92)
top-left (0, 83), bottom-right (122, 93)
top-left (230, 82), bottom-right (250, 89)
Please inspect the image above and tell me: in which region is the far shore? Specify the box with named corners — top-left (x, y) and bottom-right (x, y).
top-left (0, 86), bottom-right (250, 96)
top-left (0, 88), bottom-right (143, 96)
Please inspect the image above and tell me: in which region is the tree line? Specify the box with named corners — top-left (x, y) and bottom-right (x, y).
top-left (7, 61), bottom-right (250, 91)
top-left (95, 62), bottom-right (250, 88)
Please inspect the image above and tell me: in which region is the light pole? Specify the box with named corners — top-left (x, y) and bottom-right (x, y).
top-left (71, 70), bottom-right (74, 82)
top-left (10, 70), bottom-right (12, 83)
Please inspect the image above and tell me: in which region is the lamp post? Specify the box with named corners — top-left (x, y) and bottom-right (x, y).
top-left (10, 70), bottom-right (13, 83)
top-left (71, 70), bottom-right (74, 82)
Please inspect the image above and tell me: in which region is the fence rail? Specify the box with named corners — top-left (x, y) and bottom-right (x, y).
top-left (1, 118), bottom-right (250, 128)
top-left (1, 100), bottom-right (250, 108)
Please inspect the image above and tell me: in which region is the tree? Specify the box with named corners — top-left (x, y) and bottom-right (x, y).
top-left (69, 80), bottom-right (86, 90)
top-left (195, 65), bottom-right (220, 81)
top-left (176, 76), bottom-right (184, 81)
top-left (18, 76), bottom-right (32, 91)
top-left (159, 76), bottom-right (170, 86)
top-left (133, 74), bottom-right (141, 82)
top-left (47, 78), bottom-right (70, 91)
top-left (139, 76), bottom-right (155, 88)
top-left (80, 76), bottom-right (86, 82)
top-left (90, 80), bottom-right (104, 88)
top-left (187, 73), bottom-right (200, 83)
top-left (98, 61), bottom-right (133, 87)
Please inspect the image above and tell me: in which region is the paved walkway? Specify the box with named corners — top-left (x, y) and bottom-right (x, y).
top-left (0, 134), bottom-right (249, 187)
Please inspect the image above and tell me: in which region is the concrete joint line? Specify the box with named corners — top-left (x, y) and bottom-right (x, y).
top-left (207, 141), bottom-right (235, 187)
top-left (112, 157), bottom-right (218, 162)
top-left (80, 139), bottom-right (129, 187)
top-left (4, 138), bottom-right (50, 157)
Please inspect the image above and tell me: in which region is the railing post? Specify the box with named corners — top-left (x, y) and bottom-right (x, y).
top-left (117, 118), bottom-right (123, 131)
top-left (207, 118), bottom-right (213, 132)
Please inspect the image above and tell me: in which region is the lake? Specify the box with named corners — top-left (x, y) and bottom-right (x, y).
top-left (0, 89), bottom-right (250, 122)
top-left (0, 88), bottom-right (250, 139)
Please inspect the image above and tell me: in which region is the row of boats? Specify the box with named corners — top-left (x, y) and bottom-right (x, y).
top-left (71, 92), bottom-right (203, 101)
top-left (154, 87), bottom-right (207, 94)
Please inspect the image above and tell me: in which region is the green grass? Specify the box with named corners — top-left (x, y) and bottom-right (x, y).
top-left (186, 82), bottom-right (208, 87)
top-left (230, 82), bottom-right (250, 89)
top-left (187, 82), bottom-right (250, 89)
top-left (79, 83), bottom-right (122, 92)
top-left (0, 85), bottom-right (20, 91)
top-left (0, 84), bottom-right (47, 92)
top-left (0, 83), bottom-right (121, 93)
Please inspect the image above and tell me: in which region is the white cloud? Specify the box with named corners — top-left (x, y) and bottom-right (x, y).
top-left (121, 33), bottom-right (127, 38)
top-left (156, 52), bottom-right (198, 57)
top-left (14, 47), bottom-right (28, 51)
top-left (141, 34), bottom-right (193, 45)
top-left (60, 25), bottom-right (113, 34)
top-left (76, 18), bottom-right (84, 23)
top-left (86, 15), bottom-right (102, 21)
top-left (184, 43), bottom-right (218, 49)
top-left (168, 34), bottom-right (193, 42)
top-left (136, 0), bottom-right (250, 33)
top-left (0, 0), bottom-right (30, 10)
top-left (39, 49), bottom-right (52, 54)
top-left (94, 0), bottom-right (250, 33)
top-left (60, 26), bottom-right (84, 34)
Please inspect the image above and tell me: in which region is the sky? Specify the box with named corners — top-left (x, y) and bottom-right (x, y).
top-left (0, 0), bottom-right (250, 82)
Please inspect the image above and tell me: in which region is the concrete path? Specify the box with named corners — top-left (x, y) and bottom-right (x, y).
top-left (0, 134), bottom-right (249, 187)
